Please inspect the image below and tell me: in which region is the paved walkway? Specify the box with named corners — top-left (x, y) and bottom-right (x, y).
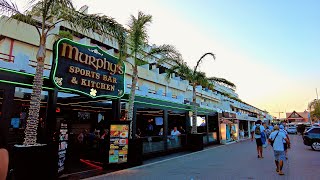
top-left (86, 135), bottom-right (319, 180)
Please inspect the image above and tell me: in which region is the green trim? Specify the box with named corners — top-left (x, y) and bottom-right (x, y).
top-left (0, 67), bottom-right (50, 79)
top-left (135, 94), bottom-right (189, 107)
top-left (134, 101), bottom-right (190, 111)
top-left (0, 79), bottom-right (54, 90)
top-left (52, 38), bottom-right (126, 99)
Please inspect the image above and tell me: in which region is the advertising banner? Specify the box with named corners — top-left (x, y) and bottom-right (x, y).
top-left (109, 124), bottom-right (129, 163)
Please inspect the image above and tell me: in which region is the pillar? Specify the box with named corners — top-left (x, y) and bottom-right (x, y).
top-left (0, 84), bottom-right (15, 147)
top-left (206, 115), bottom-right (209, 143)
top-left (185, 112), bottom-right (191, 133)
top-left (45, 88), bottom-right (58, 144)
top-left (112, 98), bottom-right (121, 121)
top-left (248, 121), bottom-right (251, 138)
top-left (163, 109), bottom-right (168, 150)
top-left (131, 106), bottom-right (137, 139)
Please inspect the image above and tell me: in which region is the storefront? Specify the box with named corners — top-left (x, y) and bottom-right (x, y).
top-left (0, 39), bottom-right (128, 178)
top-left (219, 112), bottom-right (238, 144)
top-left (239, 120), bottom-right (250, 139)
top-left (0, 38), bottom-right (222, 178)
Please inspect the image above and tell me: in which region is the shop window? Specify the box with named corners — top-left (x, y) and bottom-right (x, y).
top-left (8, 87), bottom-right (48, 145)
top-left (168, 110), bottom-right (186, 135)
top-left (136, 108), bottom-right (164, 137)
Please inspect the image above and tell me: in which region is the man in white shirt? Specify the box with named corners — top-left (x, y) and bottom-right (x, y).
top-left (171, 127), bottom-right (181, 136)
top-left (251, 120), bottom-right (265, 158)
top-left (269, 125), bottom-right (290, 176)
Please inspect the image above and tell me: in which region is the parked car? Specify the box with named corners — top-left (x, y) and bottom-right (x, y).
top-left (304, 126), bottom-right (312, 134)
top-left (303, 127), bottom-right (320, 151)
top-left (287, 126), bottom-right (297, 134)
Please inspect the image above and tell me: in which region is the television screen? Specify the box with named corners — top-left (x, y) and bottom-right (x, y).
top-left (190, 116), bottom-right (206, 127)
top-left (11, 118), bottom-right (20, 128)
top-left (155, 117), bottom-right (163, 125)
top-left (98, 113), bottom-right (104, 123)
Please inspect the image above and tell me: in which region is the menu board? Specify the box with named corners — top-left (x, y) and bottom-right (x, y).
top-left (58, 122), bottom-right (68, 173)
top-left (109, 124), bottom-right (129, 163)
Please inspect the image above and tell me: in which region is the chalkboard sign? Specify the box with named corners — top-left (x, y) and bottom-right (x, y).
top-left (58, 122), bottom-right (68, 173)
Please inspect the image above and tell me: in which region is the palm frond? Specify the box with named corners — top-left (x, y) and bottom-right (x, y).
top-left (0, 0), bottom-right (20, 15)
top-left (194, 71), bottom-right (208, 86)
top-left (11, 13), bottom-right (40, 27)
top-left (207, 77), bottom-right (236, 88)
top-left (57, 6), bottom-right (126, 49)
top-left (149, 44), bottom-right (182, 65)
top-left (194, 52), bottom-right (215, 73)
top-left (128, 11), bottom-right (152, 53)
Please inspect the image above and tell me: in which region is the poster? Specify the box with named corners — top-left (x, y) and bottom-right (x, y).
top-left (109, 124), bottom-right (129, 163)
top-left (58, 123), bottom-right (68, 173)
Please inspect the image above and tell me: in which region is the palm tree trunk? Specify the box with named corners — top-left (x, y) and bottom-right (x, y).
top-left (191, 84), bottom-right (197, 134)
top-left (128, 65), bottom-right (138, 139)
top-left (23, 39), bottom-right (46, 145)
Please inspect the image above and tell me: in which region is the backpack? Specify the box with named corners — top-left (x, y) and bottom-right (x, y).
top-left (255, 125), bottom-right (261, 135)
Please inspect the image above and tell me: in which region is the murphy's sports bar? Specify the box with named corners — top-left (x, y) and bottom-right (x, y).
top-left (0, 38), bottom-right (220, 179)
top-left (0, 38), bottom-right (139, 179)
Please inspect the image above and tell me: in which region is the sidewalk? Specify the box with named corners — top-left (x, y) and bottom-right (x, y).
top-left (86, 135), bottom-right (319, 180)
top-left (60, 144), bottom-right (221, 179)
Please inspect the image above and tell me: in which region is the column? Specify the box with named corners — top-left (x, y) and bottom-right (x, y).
top-left (248, 121), bottom-right (251, 138)
top-left (131, 106), bottom-right (137, 139)
top-left (163, 109), bottom-right (168, 150)
top-left (206, 115), bottom-right (209, 144)
top-left (185, 112), bottom-right (191, 134)
top-left (45, 88), bottom-right (58, 144)
top-left (0, 84), bottom-right (15, 147)
top-left (112, 98), bottom-right (121, 121)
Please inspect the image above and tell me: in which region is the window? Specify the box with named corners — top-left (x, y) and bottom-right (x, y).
top-left (8, 87), bottom-right (48, 145)
top-left (309, 128), bottom-right (320, 134)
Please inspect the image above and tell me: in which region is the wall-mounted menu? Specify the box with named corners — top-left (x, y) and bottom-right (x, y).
top-left (58, 122), bottom-right (68, 173)
top-left (109, 124), bottom-right (129, 163)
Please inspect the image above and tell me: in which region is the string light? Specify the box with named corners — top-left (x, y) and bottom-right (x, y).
top-left (23, 62), bottom-right (45, 145)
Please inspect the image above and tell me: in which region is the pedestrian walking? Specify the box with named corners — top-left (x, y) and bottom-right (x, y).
top-left (251, 120), bottom-right (265, 158)
top-left (280, 125), bottom-right (290, 159)
top-left (268, 125), bottom-right (290, 176)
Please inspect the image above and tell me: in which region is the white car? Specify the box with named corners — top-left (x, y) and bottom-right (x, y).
top-left (287, 126), bottom-right (297, 134)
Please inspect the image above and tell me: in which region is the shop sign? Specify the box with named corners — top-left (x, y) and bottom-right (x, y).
top-left (52, 38), bottom-right (125, 98)
top-left (109, 124), bottom-right (129, 163)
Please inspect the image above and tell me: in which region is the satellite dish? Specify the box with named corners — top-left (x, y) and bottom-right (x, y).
top-left (79, 5), bottom-right (89, 14)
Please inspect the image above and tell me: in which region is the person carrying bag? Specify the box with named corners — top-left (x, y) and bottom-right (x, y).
top-left (268, 125), bottom-right (290, 176)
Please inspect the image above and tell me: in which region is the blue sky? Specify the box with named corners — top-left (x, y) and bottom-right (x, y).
top-left (15, 0), bottom-right (320, 117)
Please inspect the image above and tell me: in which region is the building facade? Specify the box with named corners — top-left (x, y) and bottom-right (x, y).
top-left (0, 13), bottom-right (272, 177)
top-left (286, 111), bottom-right (310, 124)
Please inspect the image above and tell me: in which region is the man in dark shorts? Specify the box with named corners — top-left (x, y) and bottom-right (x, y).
top-left (251, 120), bottom-right (265, 158)
top-left (0, 126), bottom-right (9, 180)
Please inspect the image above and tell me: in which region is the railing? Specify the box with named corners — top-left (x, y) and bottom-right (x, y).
top-left (141, 136), bottom-right (165, 154)
top-left (167, 135), bottom-right (186, 150)
top-left (141, 134), bottom-right (187, 154)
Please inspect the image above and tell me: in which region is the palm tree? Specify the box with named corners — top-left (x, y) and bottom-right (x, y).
top-left (0, 0), bottom-right (126, 145)
top-left (208, 77), bottom-right (236, 89)
top-left (164, 53), bottom-right (216, 133)
top-left (309, 99), bottom-right (320, 122)
top-left (125, 11), bottom-right (182, 138)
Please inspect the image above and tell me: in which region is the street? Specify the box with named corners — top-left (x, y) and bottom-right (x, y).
top-left (87, 135), bottom-right (319, 180)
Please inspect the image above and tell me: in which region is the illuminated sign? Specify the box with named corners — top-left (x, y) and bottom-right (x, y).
top-left (109, 124), bottom-right (129, 163)
top-left (52, 38), bottom-right (125, 98)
